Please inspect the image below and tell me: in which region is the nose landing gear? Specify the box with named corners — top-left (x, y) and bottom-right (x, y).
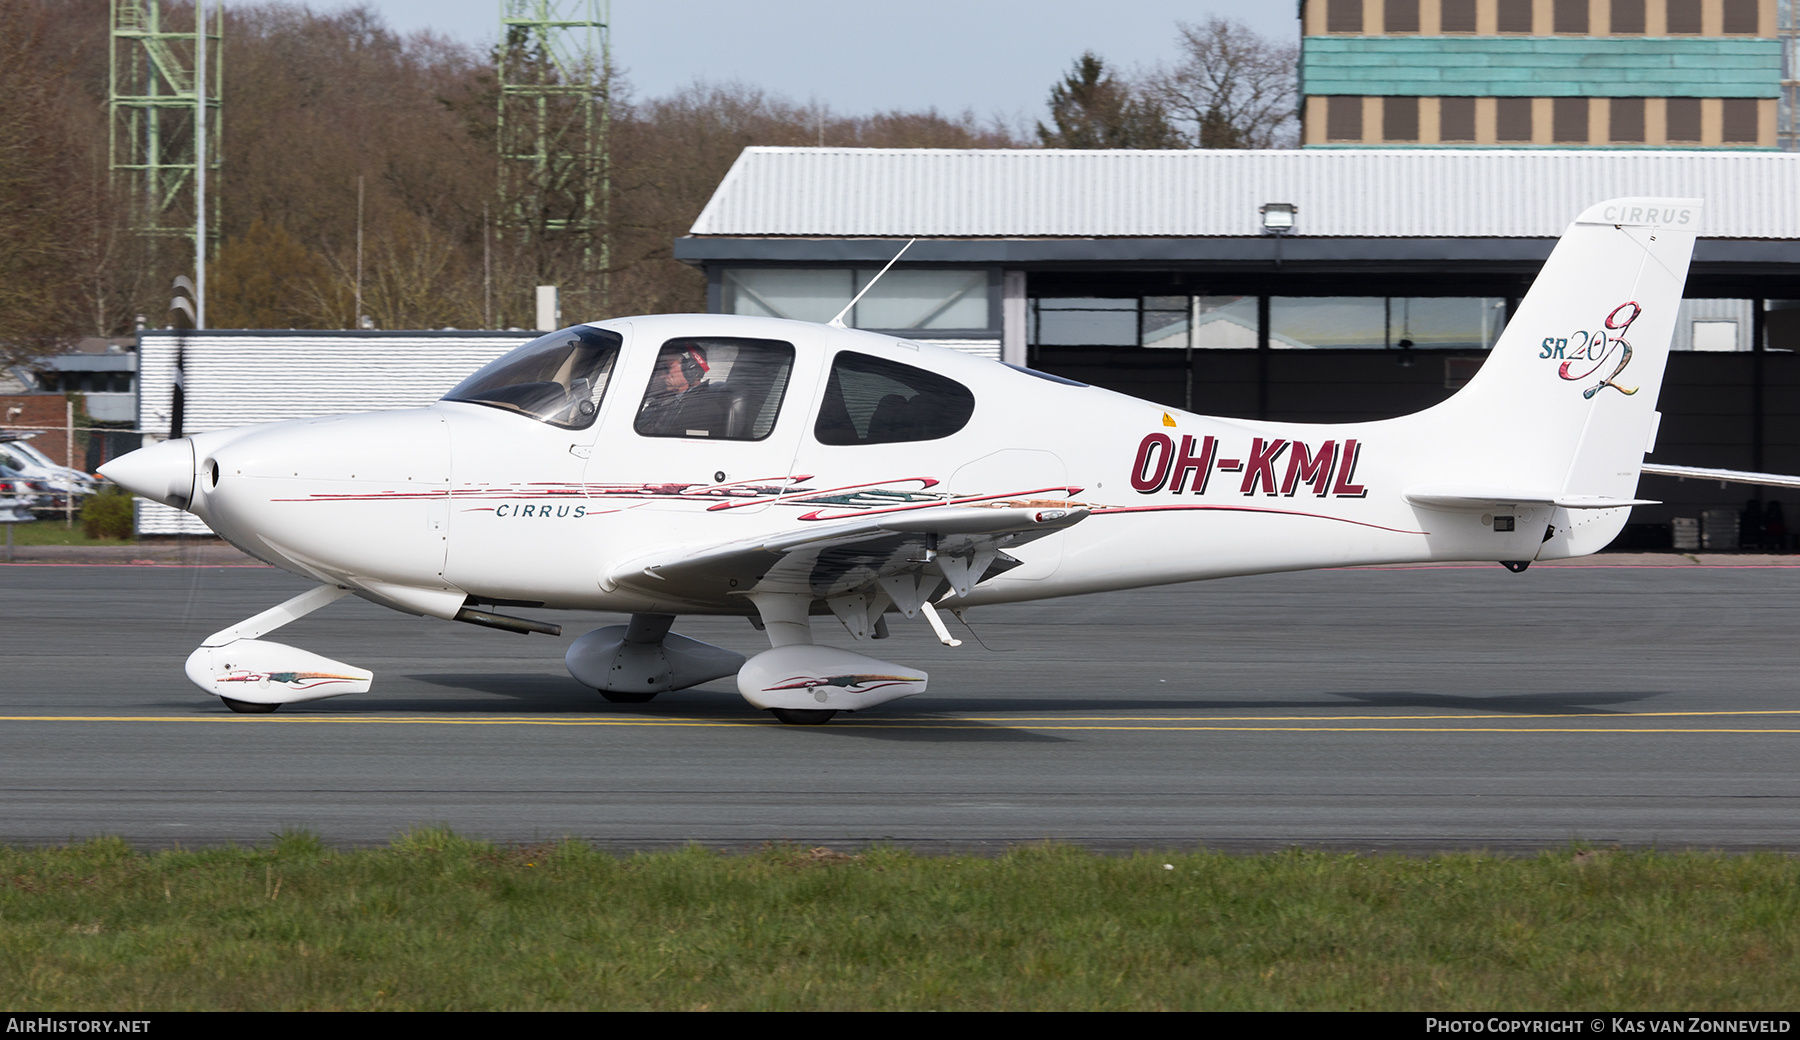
top-left (185, 584), bottom-right (373, 712)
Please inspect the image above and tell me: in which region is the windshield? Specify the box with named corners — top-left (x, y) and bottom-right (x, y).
top-left (442, 325), bottom-right (622, 429)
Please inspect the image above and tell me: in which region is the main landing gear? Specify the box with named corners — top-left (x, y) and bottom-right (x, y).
top-left (769, 708), bottom-right (836, 726)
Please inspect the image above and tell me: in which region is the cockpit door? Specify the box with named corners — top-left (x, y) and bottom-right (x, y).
top-left (441, 323), bottom-right (628, 597)
top-left (582, 323), bottom-right (827, 515)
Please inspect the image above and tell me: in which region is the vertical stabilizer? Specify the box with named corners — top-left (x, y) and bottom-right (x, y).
top-left (1414, 198), bottom-right (1701, 556)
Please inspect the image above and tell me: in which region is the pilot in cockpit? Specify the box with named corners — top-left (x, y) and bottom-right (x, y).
top-left (636, 342), bottom-right (712, 435)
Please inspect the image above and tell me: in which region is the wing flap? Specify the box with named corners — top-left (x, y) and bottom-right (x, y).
top-left (601, 504), bottom-right (1089, 605)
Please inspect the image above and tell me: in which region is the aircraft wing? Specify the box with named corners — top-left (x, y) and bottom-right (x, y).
top-left (1641, 463), bottom-right (1800, 490)
top-left (601, 503), bottom-right (1089, 619)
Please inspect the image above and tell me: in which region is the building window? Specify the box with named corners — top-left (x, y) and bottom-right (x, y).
top-left (1611, 0), bottom-right (1646, 33)
top-left (1722, 98), bottom-right (1759, 142)
top-left (1496, 0), bottom-right (1533, 33)
top-left (1327, 0), bottom-right (1362, 33)
top-left (1029, 296), bottom-right (1264, 350)
top-left (1722, 0), bottom-right (1759, 34)
top-left (1385, 0), bottom-right (1420, 33)
top-left (721, 267), bottom-right (993, 331)
top-left (1188, 298), bottom-right (1260, 349)
top-left (1667, 97), bottom-right (1703, 142)
top-left (1677, 301), bottom-right (1756, 352)
top-left (1384, 96), bottom-right (1419, 141)
top-left (1553, 0), bottom-right (1588, 33)
top-left (1667, 0), bottom-right (1702, 34)
top-left (1270, 297), bottom-right (1507, 350)
top-left (1496, 97), bottom-right (1533, 141)
top-left (1140, 297), bottom-right (1261, 349)
top-left (1692, 321), bottom-right (1740, 351)
top-left (1030, 298), bottom-right (1137, 346)
top-left (1553, 97), bottom-right (1588, 142)
top-left (1440, 0), bottom-right (1477, 32)
top-left (1611, 97), bottom-right (1646, 142)
top-left (1440, 96), bottom-right (1476, 141)
top-left (1327, 96), bottom-right (1363, 141)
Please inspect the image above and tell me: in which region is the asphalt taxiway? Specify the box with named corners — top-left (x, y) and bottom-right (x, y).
top-left (4, 554), bottom-right (1799, 850)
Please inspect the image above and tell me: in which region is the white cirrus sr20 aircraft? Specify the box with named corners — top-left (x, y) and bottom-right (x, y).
top-left (103, 197), bottom-right (1704, 724)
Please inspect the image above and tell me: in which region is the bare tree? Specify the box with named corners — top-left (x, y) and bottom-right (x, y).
top-left (0, 2), bottom-right (1035, 339)
top-left (1147, 17), bottom-right (1298, 150)
top-left (0, 0), bottom-right (100, 362)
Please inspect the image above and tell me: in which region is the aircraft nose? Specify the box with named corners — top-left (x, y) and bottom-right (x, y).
top-left (98, 437), bottom-right (196, 510)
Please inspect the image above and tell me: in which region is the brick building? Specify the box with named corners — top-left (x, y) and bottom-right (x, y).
top-left (1299, 0), bottom-right (1793, 150)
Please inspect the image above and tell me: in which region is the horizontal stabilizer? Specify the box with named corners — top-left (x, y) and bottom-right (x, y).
top-left (1552, 495), bottom-right (1658, 509)
top-left (1405, 485), bottom-right (1655, 510)
top-left (1641, 463), bottom-right (1800, 490)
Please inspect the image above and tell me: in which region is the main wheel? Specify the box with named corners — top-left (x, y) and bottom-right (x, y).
top-left (770, 708), bottom-right (837, 726)
top-left (220, 697), bottom-right (279, 714)
top-left (599, 690), bottom-right (659, 704)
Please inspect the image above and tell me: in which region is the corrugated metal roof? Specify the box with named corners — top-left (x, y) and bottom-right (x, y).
top-left (689, 147), bottom-right (1800, 240)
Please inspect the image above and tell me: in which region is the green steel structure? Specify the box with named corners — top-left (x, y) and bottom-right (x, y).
top-left (497, 0), bottom-right (611, 305)
top-left (108, 0), bottom-right (220, 245)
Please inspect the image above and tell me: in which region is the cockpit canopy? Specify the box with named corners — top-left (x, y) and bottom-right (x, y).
top-left (442, 321), bottom-right (980, 446)
top-left (441, 325), bottom-right (621, 430)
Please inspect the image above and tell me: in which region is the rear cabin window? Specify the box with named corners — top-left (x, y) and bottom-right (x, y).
top-left (814, 351), bottom-right (975, 446)
top-left (634, 337), bottom-right (794, 441)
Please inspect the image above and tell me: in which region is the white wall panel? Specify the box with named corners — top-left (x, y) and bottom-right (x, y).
top-left (134, 332), bottom-right (529, 535)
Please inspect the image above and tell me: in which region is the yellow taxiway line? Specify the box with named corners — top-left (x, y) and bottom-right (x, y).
top-left (1, 709), bottom-right (1799, 734)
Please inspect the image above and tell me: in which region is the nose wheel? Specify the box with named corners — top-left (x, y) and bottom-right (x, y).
top-left (599, 690), bottom-right (659, 704)
top-left (220, 697), bottom-right (280, 714)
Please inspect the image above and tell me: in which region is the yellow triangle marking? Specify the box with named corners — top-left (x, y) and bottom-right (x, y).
top-left (1162, 412), bottom-right (1177, 427)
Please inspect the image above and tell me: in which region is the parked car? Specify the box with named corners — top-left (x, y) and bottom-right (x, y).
top-left (0, 465), bottom-right (44, 523)
top-left (0, 435), bottom-right (95, 501)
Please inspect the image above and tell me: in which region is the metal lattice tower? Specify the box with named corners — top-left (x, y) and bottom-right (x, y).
top-left (497, 0), bottom-right (611, 307)
top-left (109, 0), bottom-right (221, 247)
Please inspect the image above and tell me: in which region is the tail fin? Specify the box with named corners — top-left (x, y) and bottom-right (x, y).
top-left (1416, 197), bottom-right (1701, 555)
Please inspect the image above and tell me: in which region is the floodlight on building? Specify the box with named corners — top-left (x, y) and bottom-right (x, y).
top-left (1259, 203), bottom-right (1297, 234)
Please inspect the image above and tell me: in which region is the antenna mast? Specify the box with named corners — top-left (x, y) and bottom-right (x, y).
top-left (828, 239), bottom-right (918, 329)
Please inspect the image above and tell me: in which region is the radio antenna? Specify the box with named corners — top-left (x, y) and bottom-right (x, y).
top-left (827, 238), bottom-right (917, 329)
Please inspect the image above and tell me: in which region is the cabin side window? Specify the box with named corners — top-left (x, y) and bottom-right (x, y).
top-left (814, 351), bottom-right (975, 446)
top-left (634, 337), bottom-right (794, 441)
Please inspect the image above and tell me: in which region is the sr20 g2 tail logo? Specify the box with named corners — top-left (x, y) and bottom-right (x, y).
top-left (1540, 301), bottom-right (1642, 399)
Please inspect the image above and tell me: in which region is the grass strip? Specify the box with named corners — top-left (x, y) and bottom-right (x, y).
top-left (1, 832), bottom-right (1796, 1010)
top-left (0, 521), bottom-right (131, 546)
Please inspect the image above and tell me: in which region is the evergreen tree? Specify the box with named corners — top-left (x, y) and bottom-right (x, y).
top-left (1036, 53), bottom-right (1183, 150)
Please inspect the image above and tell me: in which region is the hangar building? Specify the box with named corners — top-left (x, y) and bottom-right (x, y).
top-left (675, 146), bottom-right (1800, 544)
